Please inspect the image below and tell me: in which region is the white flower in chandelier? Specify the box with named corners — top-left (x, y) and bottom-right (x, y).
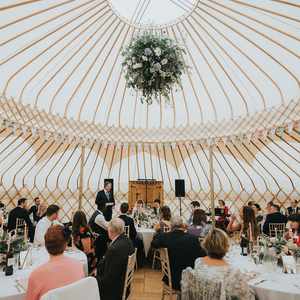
top-left (127, 59), bottom-right (133, 66)
top-left (153, 62), bottom-right (161, 71)
top-left (150, 68), bottom-right (155, 73)
top-left (144, 48), bottom-right (152, 56)
top-left (160, 71), bottom-right (166, 78)
top-left (161, 58), bottom-right (168, 65)
top-left (154, 47), bottom-right (162, 56)
top-left (142, 55), bottom-right (148, 61)
top-left (133, 63), bottom-right (143, 69)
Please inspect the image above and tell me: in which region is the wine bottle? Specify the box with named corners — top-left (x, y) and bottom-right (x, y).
top-left (5, 239), bottom-right (14, 276)
top-left (240, 234), bottom-right (249, 256)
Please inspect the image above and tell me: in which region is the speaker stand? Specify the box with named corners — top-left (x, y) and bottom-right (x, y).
top-left (178, 197), bottom-right (182, 216)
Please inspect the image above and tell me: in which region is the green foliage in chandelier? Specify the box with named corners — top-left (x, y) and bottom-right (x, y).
top-left (122, 32), bottom-right (187, 104)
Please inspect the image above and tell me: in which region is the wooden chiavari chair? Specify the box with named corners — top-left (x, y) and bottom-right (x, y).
top-left (152, 226), bottom-right (170, 269)
top-left (124, 225), bottom-right (130, 238)
top-left (122, 249), bottom-right (137, 300)
top-left (269, 223), bottom-right (285, 238)
top-left (160, 248), bottom-right (181, 300)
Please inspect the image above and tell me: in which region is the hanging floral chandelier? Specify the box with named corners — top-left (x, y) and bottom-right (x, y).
top-left (122, 32), bottom-right (187, 104)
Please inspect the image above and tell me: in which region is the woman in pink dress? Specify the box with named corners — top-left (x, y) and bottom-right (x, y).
top-left (25, 225), bottom-right (84, 300)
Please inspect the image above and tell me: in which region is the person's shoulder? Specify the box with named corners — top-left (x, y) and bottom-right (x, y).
top-left (62, 256), bottom-right (83, 268)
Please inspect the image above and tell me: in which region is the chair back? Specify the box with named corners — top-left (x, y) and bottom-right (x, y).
top-left (124, 225), bottom-right (130, 238)
top-left (163, 226), bottom-right (170, 233)
top-left (269, 223), bottom-right (285, 237)
top-left (122, 248), bottom-right (137, 300)
top-left (41, 277), bottom-right (100, 300)
top-left (160, 248), bottom-right (172, 289)
top-left (16, 218), bottom-right (27, 239)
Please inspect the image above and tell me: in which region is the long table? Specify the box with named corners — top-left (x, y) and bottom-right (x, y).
top-left (0, 247), bottom-right (87, 300)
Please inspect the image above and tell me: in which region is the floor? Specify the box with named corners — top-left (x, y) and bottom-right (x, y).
top-left (131, 268), bottom-right (163, 300)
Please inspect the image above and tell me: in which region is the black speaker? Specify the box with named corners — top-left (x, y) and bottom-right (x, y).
top-left (104, 178), bottom-right (114, 193)
top-left (175, 179), bottom-right (185, 197)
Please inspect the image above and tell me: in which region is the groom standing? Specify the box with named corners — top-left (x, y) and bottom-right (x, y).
top-left (96, 181), bottom-right (115, 221)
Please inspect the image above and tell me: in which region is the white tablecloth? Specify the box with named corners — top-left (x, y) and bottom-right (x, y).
top-left (137, 228), bottom-right (155, 256)
top-left (0, 247), bottom-right (88, 300)
top-left (227, 247), bottom-right (300, 300)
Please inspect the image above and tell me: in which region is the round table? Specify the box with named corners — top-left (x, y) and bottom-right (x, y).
top-left (137, 227), bottom-right (155, 257)
top-left (0, 247), bottom-right (88, 300)
top-left (227, 246), bottom-right (300, 300)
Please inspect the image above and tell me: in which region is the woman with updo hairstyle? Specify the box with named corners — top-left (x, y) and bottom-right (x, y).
top-left (25, 225), bottom-right (84, 300)
top-left (154, 205), bottom-right (172, 233)
top-left (188, 229), bottom-right (255, 300)
top-left (202, 228), bottom-right (230, 263)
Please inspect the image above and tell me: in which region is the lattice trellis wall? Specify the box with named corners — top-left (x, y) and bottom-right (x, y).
top-left (1, 127), bottom-right (300, 221)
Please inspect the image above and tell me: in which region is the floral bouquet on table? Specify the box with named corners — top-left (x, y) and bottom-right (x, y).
top-left (133, 206), bottom-right (158, 228)
top-left (122, 32), bottom-right (188, 104)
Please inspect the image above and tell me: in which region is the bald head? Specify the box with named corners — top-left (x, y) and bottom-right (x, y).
top-left (108, 217), bottom-right (125, 240)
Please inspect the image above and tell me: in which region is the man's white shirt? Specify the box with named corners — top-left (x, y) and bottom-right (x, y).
top-left (34, 217), bottom-right (61, 246)
top-left (94, 209), bottom-right (108, 230)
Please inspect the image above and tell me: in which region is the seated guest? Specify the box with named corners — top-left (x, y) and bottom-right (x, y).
top-left (151, 216), bottom-right (206, 291)
top-left (190, 229), bottom-right (254, 300)
top-left (89, 201), bottom-right (109, 260)
top-left (285, 214), bottom-right (300, 241)
top-left (119, 202), bottom-right (137, 240)
top-left (188, 209), bottom-right (211, 237)
top-left (252, 203), bottom-right (263, 232)
top-left (154, 205), bottom-right (172, 233)
top-left (240, 206), bottom-right (259, 241)
top-left (263, 203), bottom-right (287, 236)
top-left (72, 210), bottom-right (96, 274)
top-left (119, 203), bottom-right (144, 266)
top-left (152, 198), bottom-right (161, 217)
top-left (97, 218), bottom-right (134, 300)
top-left (218, 199), bottom-right (229, 215)
top-left (287, 200), bottom-right (299, 216)
top-left (266, 200), bottom-right (274, 214)
top-left (29, 197), bottom-right (41, 223)
top-left (25, 225), bottom-right (84, 300)
top-left (34, 204), bottom-right (60, 246)
top-left (132, 199), bottom-right (145, 219)
top-left (198, 228), bottom-right (230, 267)
top-left (0, 200), bottom-right (4, 209)
top-left (188, 201), bottom-right (200, 224)
top-left (7, 198), bottom-right (34, 241)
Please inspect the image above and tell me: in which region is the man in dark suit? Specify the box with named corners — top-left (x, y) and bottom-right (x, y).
top-left (28, 197), bottom-right (41, 223)
top-left (97, 218), bottom-right (134, 300)
top-left (152, 198), bottom-right (161, 217)
top-left (7, 198), bottom-right (34, 242)
top-left (263, 203), bottom-right (287, 235)
top-left (96, 181), bottom-right (115, 221)
top-left (119, 202), bottom-right (137, 240)
top-left (151, 216), bottom-right (206, 291)
top-left (119, 202), bottom-right (145, 267)
top-left (287, 200), bottom-right (300, 216)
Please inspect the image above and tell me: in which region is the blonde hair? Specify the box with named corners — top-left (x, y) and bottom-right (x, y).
top-left (202, 228), bottom-right (229, 259)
